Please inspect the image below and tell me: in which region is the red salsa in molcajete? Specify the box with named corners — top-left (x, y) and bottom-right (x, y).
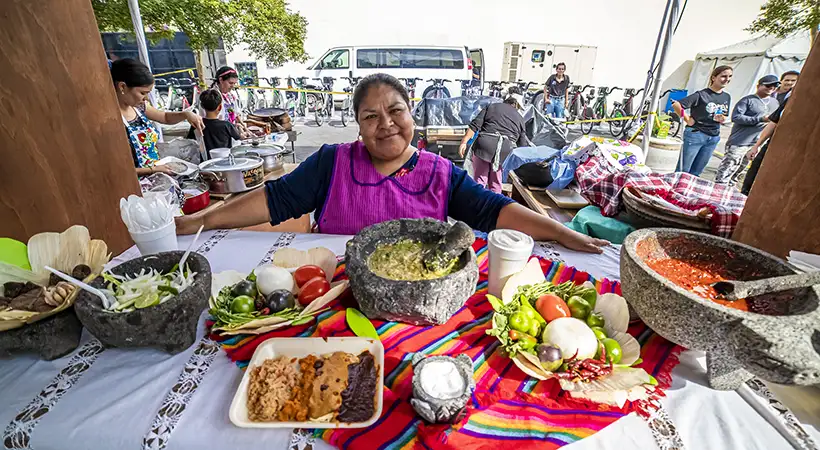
top-left (639, 237), bottom-right (790, 315)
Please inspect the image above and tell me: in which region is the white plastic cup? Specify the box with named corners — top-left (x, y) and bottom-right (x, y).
top-left (130, 220), bottom-right (178, 256)
top-left (487, 229), bottom-right (534, 298)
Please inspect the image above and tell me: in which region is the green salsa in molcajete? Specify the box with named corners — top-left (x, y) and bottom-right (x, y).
top-left (368, 240), bottom-right (457, 281)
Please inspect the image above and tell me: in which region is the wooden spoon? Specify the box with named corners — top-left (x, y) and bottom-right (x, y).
top-left (712, 271), bottom-right (820, 301)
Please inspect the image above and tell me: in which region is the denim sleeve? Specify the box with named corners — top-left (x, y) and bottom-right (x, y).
top-left (264, 144), bottom-right (336, 224)
top-left (448, 163), bottom-right (515, 232)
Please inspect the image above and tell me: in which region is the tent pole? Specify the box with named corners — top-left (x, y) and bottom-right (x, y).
top-left (643, 0), bottom-right (681, 154)
top-left (127, 0), bottom-right (151, 69)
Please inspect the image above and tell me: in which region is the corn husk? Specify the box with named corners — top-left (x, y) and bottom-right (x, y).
top-left (298, 280), bottom-right (349, 317)
top-left (593, 293), bottom-right (630, 335)
top-left (501, 258), bottom-right (545, 304)
top-left (610, 330), bottom-right (641, 366)
top-left (271, 247), bottom-right (337, 283)
top-left (512, 351), bottom-right (553, 380)
top-left (209, 270), bottom-right (248, 303)
top-left (567, 385), bottom-right (652, 408)
top-left (558, 366), bottom-right (653, 392)
top-left (218, 319), bottom-right (295, 336)
top-left (0, 226), bottom-right (109, 333)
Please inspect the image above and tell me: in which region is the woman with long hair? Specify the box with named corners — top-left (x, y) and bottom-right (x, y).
top-left (672, 65), bottom-right (733, 176)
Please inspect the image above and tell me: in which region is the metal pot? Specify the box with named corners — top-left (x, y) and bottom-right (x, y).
top-left (232, 141), bottom-right (286, 173)
top-left (198, 155), bottom-right (264, 194)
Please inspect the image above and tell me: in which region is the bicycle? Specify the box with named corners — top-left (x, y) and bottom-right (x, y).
top-left (486, 81), bottom-right (504, 98)
top-left (565, 85), bottom-right (594, 123)
top-left (340, 76), bottom-right (362, 127)
top-left (582, 86), bottom-right (621, 135)
top-left (260, 77), bottom-right (285, 109)
top-left (243, 77), bottom-right (268, 114)
top-left (459, 79), bottom-right (481, 97)
top-left (622, 89), bottom-right (684, 142)
top-left (578, 87), bottom-right (598, 135)
top-left (513, 81), bottom-right (540, 108)
top-left (609, 88), bottom-right (644, 137)
top-left (422, 79), bottom-right (451, 99)
top-left (400, 77), bottom-right (422, 109)
top-left (287, 77), bottom-right (310, 117)
top-left (311, 77), bottom-right (335, 126)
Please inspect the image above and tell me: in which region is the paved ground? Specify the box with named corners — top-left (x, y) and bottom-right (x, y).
top-left (288, 115), bottom-right (726, 181)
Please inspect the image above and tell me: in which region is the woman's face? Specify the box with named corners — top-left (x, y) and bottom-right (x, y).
top-left (118, 82), bottom-right (154, 106)
top-left (357, 84), bottom-right (414, 161)
top-left (711, 69), bottom-right (733, 89)
top-left (218, 76), bottom-right (239, 93)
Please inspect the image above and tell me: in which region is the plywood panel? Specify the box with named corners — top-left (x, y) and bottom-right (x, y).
top-left (0, 0), bottom-right (140, 254)
top-left (732, 35), bottom-right (820, 258)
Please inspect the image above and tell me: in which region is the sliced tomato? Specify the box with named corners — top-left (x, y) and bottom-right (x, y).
top-left (294, 265), bottom-right (327, 288)
top-left (298, 276), bottom-right (331, 306)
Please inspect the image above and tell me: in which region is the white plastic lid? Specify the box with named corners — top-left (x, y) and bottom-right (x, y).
top-left (488, 229), bottom-right (534, 254)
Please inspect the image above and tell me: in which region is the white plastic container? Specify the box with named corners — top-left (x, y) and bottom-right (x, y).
top-left (487, 229), bottom-right (534, 297)
top-left (130, 220), bottom-right (178, 256)
top-left (229, 337), bottom-right (384, 429)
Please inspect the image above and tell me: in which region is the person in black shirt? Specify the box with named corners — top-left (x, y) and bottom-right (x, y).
top-left (672, 65), bottom-right (733, 176)
top-left (775, 71), bottom-right (799, 103)
top-left (458, 87), bottom-right (530, 193)
top-left (187, 89), bottom-right (241, 155)
top-left (740, 93), bottom-right (790, 195)
top-left (543, 62), bottom-right (570, 118)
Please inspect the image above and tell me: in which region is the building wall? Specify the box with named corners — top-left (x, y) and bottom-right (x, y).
top-left (226, 0), bottom-right (767, 89)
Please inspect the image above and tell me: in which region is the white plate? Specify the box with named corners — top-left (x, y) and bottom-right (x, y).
top-left (229, 337), bottom-right (384, 428)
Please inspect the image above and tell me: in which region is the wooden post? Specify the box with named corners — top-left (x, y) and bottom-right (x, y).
top-left (0, 0), bottom-right (140, 254)
top-left (733, 35), bottom-right (820, 258)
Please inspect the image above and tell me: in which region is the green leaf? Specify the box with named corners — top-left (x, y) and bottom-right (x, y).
top-left (648, 375), bottom-right (658, 386)
top-left (290, 316), bottom-right (314, 326)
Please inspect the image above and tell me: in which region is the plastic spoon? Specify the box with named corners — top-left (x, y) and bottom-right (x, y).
top-left (144, 194), bottom-right (165, 228)
top-left (178, 225), bottom-right (204, 277)
top-left (712, 271), bottom-right (820, 301)
top-left (119, 198), bottom-right (134, 232)
top-left (44, 265), bottom-right (114, 310)
top-left (130, 199), bottom-right (153, 232)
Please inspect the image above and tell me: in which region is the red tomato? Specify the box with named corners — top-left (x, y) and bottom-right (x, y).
top-left (298, 276), bottom-right (330, 306)
top-left (294, 265), bottom-right (326, 288)
top-left (535, 294), bottom-right (571, 322)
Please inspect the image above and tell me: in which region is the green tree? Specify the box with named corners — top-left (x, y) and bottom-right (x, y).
top-left (747, 0), bottom-right (820, 46)
top-left (92, 0), bottom-right (309, 68)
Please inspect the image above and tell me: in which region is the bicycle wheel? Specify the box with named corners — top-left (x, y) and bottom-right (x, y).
top-left (159, 93), bottom-right (169, 110)
top-left (580, 107), bottom-right (595, 135)
top-left (670, 118), bottom-right (682, 138)
top-left (314, 108), bottom-right (323, 126)
top-left (609, 108), bottom-right (626, 137)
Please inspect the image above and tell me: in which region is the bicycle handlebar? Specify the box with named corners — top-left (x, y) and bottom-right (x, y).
top-left (606, 87), bottom-right (622, 95)
top-left (400, 77), bottom-right (423, 81)
top-left (426, 79), bottom-right (451, 83)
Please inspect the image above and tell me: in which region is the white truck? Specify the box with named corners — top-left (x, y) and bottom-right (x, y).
top-left (501, 42), bottom-right (597, 86)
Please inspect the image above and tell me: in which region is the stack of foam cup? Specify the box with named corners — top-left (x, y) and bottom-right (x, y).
top-left (487, 229), bottom-right (535, 298)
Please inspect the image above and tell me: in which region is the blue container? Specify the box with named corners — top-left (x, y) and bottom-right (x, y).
top-left (663, 89), bottom-right (688, 113)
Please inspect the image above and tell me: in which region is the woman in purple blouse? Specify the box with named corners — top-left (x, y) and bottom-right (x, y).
top-left (176, 74), bottom-right (607, 254)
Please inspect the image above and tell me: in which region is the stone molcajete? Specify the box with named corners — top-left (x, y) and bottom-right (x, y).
top-left (410, 354), bottom-right (475, 423)
top-left (620, 228), bottom-right (820, 390)
top-left (75, 251), bottom-right (211, 354)
top-left (345, 219), bottom-right (479, 326)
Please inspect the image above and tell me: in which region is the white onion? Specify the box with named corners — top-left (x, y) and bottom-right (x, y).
top-left (255, 265), bottom-right (293, 296)
top-left (542, 317), bottom-right (598, 360)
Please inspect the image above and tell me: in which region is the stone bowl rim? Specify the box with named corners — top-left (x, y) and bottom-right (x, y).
top-left (622, 228), bottom-right (812, 319)
top-left (75, 251), bottom-right (209, 316)
top-left (346, 219), bottom-right (477, 286)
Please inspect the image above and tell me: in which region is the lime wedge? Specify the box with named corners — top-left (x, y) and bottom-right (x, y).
top-left (135, 292), bottom-right (160, 309)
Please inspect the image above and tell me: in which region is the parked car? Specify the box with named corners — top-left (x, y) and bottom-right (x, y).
top-left (305, 45), bottom-right (484, 99)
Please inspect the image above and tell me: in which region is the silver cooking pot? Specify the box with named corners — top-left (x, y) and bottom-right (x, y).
top-left (232, 141), bottom-right (286, 173)
top-left (198, 155), bottom-right (265, 194)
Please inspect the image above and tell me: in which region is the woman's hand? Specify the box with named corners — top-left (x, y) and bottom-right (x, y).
top-left (151, 164), bottom-right (176, 175)
top-left (175, 214), bottom-right (205, 235)
top-left (684, 116), bottom-right (696, 127)
top-left (558, 231), bottom-right (610, 254)
top-left (185, 111), bottom-right (205, 132)
top-left (459, 143), bottom-right (467, 158)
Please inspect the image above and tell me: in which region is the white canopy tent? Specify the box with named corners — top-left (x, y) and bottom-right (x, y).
top-left (684, 32), bottom-right (809, 102)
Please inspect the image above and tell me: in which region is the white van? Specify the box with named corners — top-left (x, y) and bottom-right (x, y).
top-left (306, 45), bottom-right (484, 99)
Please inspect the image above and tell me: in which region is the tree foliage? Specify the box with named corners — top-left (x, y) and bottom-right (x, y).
top-left (92, 0), bottom-right (309, 67)
top-left (746, 0), bottom-right (820, 42)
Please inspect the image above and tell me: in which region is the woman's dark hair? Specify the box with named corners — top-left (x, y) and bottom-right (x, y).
top-left (710, 65), bottom-right (733, 82)
top-left (199, 89), bottom-right (222, 112)
top-left (352, 73), bottom-right (410, 121)
top-left (504, 86), bottom-right (522, 106)
top-left (110, 58), bottom-right (154, 88)
top-left (213, 66), bottom-right (239, 87)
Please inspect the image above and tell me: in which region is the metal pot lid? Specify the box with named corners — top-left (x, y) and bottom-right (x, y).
top-left (199, 155), bottom-right (263, 171)
top-left (233, 142), bottom-right (285, 156)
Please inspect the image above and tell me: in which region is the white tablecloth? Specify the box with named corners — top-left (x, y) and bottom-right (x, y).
top-left (1, 230), bottom-right (817, 450)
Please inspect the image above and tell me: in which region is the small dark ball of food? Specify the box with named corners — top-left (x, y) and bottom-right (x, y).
top-left (232, 280), bottom-right (257, 298)
top-left (266, 290), bottom-right (295, 313)
top-left (72, 264), bottom-right (92, 280)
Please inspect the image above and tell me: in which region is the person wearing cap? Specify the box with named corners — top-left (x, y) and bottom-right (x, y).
top-left (459, 87), bottom-right (530, 194)
top-left (714, 75), bottom-right (780, 186)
